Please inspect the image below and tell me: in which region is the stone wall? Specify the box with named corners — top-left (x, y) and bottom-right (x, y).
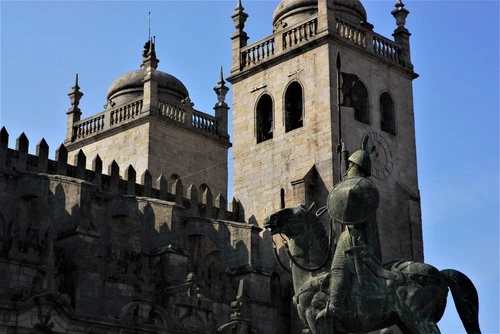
top-left (0, 128), bottom-right (291, 334)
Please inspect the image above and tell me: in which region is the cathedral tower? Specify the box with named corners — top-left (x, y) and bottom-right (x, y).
top-left (64, 39), bottom-right (231, 200)
top-left (228, 0), bottom-right (422, 262)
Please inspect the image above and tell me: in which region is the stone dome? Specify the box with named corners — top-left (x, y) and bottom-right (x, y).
top-left (273, 0), bottom-right (317, 31)
top-left (334, 0), bottom-right (367, 23)
top-left (106, 69), bottom-right (189, 107)
top-left (272, 0), bottom-right (367, 32)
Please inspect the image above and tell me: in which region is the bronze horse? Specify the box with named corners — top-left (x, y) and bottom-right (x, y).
top-left (264, 205), bottom-right (481, 334)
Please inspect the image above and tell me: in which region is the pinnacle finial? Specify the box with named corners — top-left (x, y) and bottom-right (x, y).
top-left (219, 66), bottom-right (225, 85)
top-left (141, 36), bottom-right (159, 69)
top-left (214, 66), bottom-right (229, 104)
top-left (68, 73), bottom-right (83, 111)
top-left (392, 0), bottom-right (409, 28)
top-left (236, 0), bottom-right (243, 10)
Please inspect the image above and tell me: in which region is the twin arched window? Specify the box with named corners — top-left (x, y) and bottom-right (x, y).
top-left (256, 82), bottom-right (304, 143)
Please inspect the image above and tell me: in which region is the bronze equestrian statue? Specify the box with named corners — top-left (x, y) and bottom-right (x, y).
top-left (264, 147), bottom-right (480, 334)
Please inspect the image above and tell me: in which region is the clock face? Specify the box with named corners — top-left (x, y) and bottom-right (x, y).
top-left (361, 131), bottom-right (394, 180)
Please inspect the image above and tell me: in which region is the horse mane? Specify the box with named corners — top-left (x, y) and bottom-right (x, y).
top-left (303, 206), bottom-right (330, 258)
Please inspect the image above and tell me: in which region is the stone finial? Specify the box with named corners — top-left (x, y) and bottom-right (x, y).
top-left (93, 154), bottom-right (102, 186)
top-left (66, 74), bottom-right (84, 143)
top-left (67, 74), bottom-right (84, 115)
top-left (55, 144), bottom-right (68, 175)
top-left (231, 0), bottom-right (249, 32)
top-left (187, 184), bottom-right (199, 215)
top-left (36, 138), bottom-right (49, 172)
top-left (141, 37), bottom-right (159, 69)
top-left (125, 165), bottom-right (136, 195)
top-left (0, 127), bottom-right (9, 148)
top-left (173, 179), bottom-right (183, 205)
top-left (16, 132), bottom-right (29, 153)
top-left (215, 193), bottom-right (227, 219)
top-left (214, 67), bottom-right (230, 141)
top-left (109, 160), bottom-right (120, 193)
top-left (391, 0), bottom-right (409, 28)
top-left (75, 149), bottom-right (87, 179)
top-left (156, 174), bottom-right (168, 200)
top-left (142, 170), bottom-right (152, 197)
top-left (214, 66), bottom-right (229, 106)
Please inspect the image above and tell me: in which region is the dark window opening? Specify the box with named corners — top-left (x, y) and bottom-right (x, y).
top-left (380, 92), bottom-right (396, 135)
top-left (352, 81), bottom-right (369, 124)
top-left (256, 94), bottom-right (273, 143)
top-left (285, 82), bottom-right (303, 132)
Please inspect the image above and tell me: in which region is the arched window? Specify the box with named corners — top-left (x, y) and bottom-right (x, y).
top-left (380, 92), bottom-right (396, 135)
top-left (256, 94), bottom-right (273, 143)
top-left (285, 82), bottom-right (303, 132)
top-left (352, 81), bottom-right (369, 124)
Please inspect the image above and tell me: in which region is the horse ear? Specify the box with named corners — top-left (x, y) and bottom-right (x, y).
top-left (307, 202), bottom-right (315, 212)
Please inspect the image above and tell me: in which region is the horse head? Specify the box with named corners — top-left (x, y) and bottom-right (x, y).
top-left (264, 204), bottom-right (313, 240)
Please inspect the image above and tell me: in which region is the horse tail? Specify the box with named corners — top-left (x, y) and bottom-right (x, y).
top-left (441, 269), bottom-right (481, 334)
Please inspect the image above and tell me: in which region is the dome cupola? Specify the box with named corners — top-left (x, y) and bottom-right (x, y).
top-left (272, 0), bottom-right (368, 32)
top-left (105, 39), bottom-right (189, 107)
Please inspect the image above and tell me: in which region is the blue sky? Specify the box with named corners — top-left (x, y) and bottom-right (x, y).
top-left (1, 0), bottom-right (498, 332)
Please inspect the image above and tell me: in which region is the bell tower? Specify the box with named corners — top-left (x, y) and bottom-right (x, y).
top-left (227, 0), bottom-right (423, 263)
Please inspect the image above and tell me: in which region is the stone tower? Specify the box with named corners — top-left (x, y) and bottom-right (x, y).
top-left (228, 0), bottom-right (423, 263)
top-left (64, 38), bottom-right (232, 199)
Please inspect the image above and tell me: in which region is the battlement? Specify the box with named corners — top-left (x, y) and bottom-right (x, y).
top-left (0, 127), bottom-right (242, 222)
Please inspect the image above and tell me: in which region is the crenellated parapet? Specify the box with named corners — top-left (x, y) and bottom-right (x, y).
top-left (0, 127), bottom-right (242, 222)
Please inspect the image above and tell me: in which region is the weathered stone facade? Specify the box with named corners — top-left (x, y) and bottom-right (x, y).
top-left (0, 0), bottom-right (422, 333)
top-left (0, 131), bottom-right (290, 333)
top-left (228, 0), bottom-right (423, 268)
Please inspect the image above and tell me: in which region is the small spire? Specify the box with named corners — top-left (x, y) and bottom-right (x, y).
top-left (231, 0), bottom-right (249, 32)
top-left (391, 0), bottom-right (409, 28)
top-left (214, 66), bottom-right (229, 105)
top-left (74, 73), bottom-right (80, 90)
top-left (141, 37), bottom-right (159, 69)
top-left (68, 73), bottom-right (83, 111)
top-left (236, 0), bottom-right (243, 11)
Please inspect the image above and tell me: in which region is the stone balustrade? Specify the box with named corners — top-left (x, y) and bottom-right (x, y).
top-left (73, 111), bottom-right (106, 140)
top-left (372, 33), bottom-right (402, 64)
top-left (241, 37), bottom-right (276, 67)
top-left (335, 17), bottom-right (367, 48)
top-left (109, 99), bottom-right (143, 125)
top-left (239, 14), bottom-right (408, 70)
top-left (158, 100), bottom-right (185, 123)
top-left (71, 98), bottom-right (222, 144)
top-left (282, 17), bottom-right (318, 50)
top-left (192, 111), bottom-right (218, 135)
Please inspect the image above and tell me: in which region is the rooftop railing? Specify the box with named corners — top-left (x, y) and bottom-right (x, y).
top-left (239, 14), bottom-right (406, 70)
top-left (71, 98), bottom-right (221, 143)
